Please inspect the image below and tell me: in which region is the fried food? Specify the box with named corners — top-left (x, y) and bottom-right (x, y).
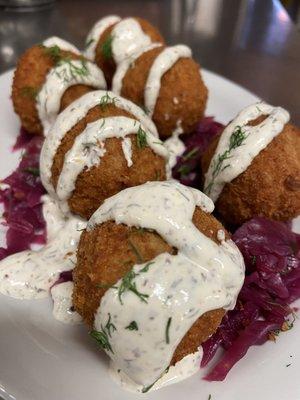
top-left (73, 206), bottom-right (227, 364)
top-left (202, 119), bottom-right (300, 225)
top-left (92, 17), bottom-right (165, 86)
top-left (49, 102), bottom-right (168, 219)
top-left (117, 45), bottom-right (208, 138)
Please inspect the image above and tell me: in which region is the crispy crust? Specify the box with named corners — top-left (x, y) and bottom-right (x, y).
top-left (202, 122), bottom-right (300, 225)
top-left (73, 206), bottom-right (228, 364)
top-left (120, 46), bottom-right (208, 138)
top-left (12, 45), bottom-right (96, 135)
top-left (51, 103), bottom-right (167, 219)
top-left (94, 17), bottom-right (165, 87)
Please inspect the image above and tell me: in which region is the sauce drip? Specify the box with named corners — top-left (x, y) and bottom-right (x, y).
top-left (43, 37), bottom-right (81, 55)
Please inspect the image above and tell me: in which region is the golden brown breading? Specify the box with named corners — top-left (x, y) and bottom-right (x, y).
top-left (51, 103), bottom-right (167, 219)
top-left (12, 45), bottom-right (95, 135)
top-left (72, 207), bottom-right (227, 364)
top-left (94, 17), bottom-right (165, 87)
top-left (120, 46), bottom-right (208, 138)
top-left (202, 122), bottom-right (300, 225)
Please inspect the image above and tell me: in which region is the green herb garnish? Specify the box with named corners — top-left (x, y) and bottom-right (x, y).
top-left (182, 147), bottom-right (198, 161)
top-left (98, 92), bottom-right (116, 109)
top-left (55, 58), bottom-right (89, 83)
top-left (177, 164), bottom-right (192, 177)
top-left (205, 125), bottom-right (248, 195)
top-left (139, 261), bottom-right (154, 273)
top-left (208, 395), bottom-right (212, 400)
top-left (85, 37), bottom-right (95, 48)
top-left (165, 317), bottom-right (172, 344)
top-left (20, 86), bottom-right (39, 100)
top-left (118, 269), bottom-right (149, 305)
top-left (101, 34), bottom-right (113, 59)
top-left (90, 313), bottom-right (116, 353)
top-left (136, 126), bottom-right (148, 149)
top-left (128, 238), bottom-right (143, 263)
top-left (23, 167), bottom-right (40, 176)
top-left (44, 45), bottom-right (62, 64)
top-left (96, 282), bottom-right (117, 290)
top-left (125, 321), bottom-right (138, 331)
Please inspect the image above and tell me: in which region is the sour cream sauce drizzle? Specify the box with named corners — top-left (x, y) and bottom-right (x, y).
top-left (112, 43), bottom-right (163, 95)
top-left (204, 102), bottom-right (290, 202)
top-left (0, 196), bottom-right (86, 300)
top-left (40, 90), bottom-right (160, 197)
top-left (89, 180), bottom-right (245, 389)
top-left (84, 15), bottom-right (121, 61)
top-left (43, 37), bottom-right (81, 54)
top-left (145, 45), bottom-right (192, 117)
top-left (56, 116), bottom-right (169, 212)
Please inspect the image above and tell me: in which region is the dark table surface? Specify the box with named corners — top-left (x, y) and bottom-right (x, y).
top-left (0, 0), bottom-right (300, 124)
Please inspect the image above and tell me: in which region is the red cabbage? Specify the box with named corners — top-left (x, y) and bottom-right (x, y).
top-left (172, 117), bottom-right (223, 187)
top-left (202, 217), bottom-right (300, 381)
top-left (0, 129), bottom-right (46, 259)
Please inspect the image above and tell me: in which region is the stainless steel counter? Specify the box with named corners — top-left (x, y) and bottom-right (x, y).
top-left (0, 0), bottom-right (300, 123)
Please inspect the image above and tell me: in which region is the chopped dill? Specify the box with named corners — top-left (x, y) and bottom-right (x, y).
top-left (142, 381), bottom-right (156, 393)
top-left (101, 34), bottom-right (113, 59)
top-left (56, 58), bottom-right (89, 83)
top-left (139, 261), bottom-right (154, 273)
top-left (96, 282), bottom-right (117, 290)
top-left (98, 92), bottom-right (116, 109)
top-left (165, 317), bottom-right (172, 344)
top-left (136, 126), bottom-right (148, 149)
top-left (117, 269), bottom-right (149, 305)
top-left (141, 105), bottom-right (150, 114)
top-left (23, 167), bottom-right (40, 176)
top-left (182, 147), bottom-right (198, 161)
top-left (286, 363), bottom-right (291, 367)
top-left (85, 37), bottom-right (95, 48)
top-left (125, 321), bottom-right (138, 331)
top-left (205, 125), bottom-right (248, 195)
top-left (20, 86), bottom-right (39, 100)
top-left (177, 164), bottom-right (192, 177)
top-left (44, 45), bottom-right (62, 64)
top-left (90, 313), bottom-right (116, 353)
top-left (208, 395), bottom-right (212, 400)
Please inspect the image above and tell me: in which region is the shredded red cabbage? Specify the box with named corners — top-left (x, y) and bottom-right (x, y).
top-left (172, 117), bottom-right (223, 187)
top-left (202, 217), bottom-right (300, 381)
top-left (0, 129), bottom-right (46, 260)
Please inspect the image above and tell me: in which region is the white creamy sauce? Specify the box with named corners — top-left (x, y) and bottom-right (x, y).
top-left (0, 196), bottom-right (86, 300)
top-left (90, 180), bottom-right (245, 388)
top-left (164, 133), bottom-right (186, 169)
top-left (121, 137), bottom-right (133, 167)
top-left (112, 43), bottom-right (163, 95)
top-left (84, 15), bottom-right (121, 61)
top-left (145, 45), bottom-right (192, 117)
top-left (51, 281), bottom-right (82, 324)
top-left (36, 60), bottom-right (107, 134)
top-left (43, 37), bottom-right (81, 55)
top-left (110, 347), bottom-right (203, 393)
top-left (111, 18), bottom-right (152, 64)
top-left (204, 102), bottom-right (290, 202)
top-left (55, 116), bottom-right (169, 212)
top-left (40, 90), bottom-right (159, 197)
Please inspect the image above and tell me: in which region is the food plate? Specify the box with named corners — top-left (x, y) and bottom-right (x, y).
top-left (0, 68), bottom-right (299, 400)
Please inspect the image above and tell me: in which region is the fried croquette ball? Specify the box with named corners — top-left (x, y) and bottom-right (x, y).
top-left (113, 45), bottom-right (208, 139)
top-left (73, 206), bottom-right (227, 365)
top-left (202, 117), bottom-right (300, 226)
top-left (12, 43), bottom-right (106, 135)
top-left (85, 16), bottom-right (165, 86)
top-left (48, 101), bottom-right (168, 219)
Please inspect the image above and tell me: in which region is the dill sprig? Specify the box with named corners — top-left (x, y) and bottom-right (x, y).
top-left (136, 126), bottom-right (148, 149)
top-left (85, 37), bottom-right (95, 48)
top-left (56, 58), bottom-right (89, 82)
top-left (118, 269), bottom-right (149, 305)
top-left (101, 34), bottom-right (113, 59)
top-left (98, 92), bottom-right (117, 109)
top-left (125, 321), bottom-right (138, 331)
top-left (182, 147), bottom-right (198, 161)
top-left (44, 45), bottom-right (62, 64)
top-left (165, 317), bottom-right (172, 344)
top-left (90, 313), bottom-right (116, 353)
top-left (20, 86), bottom-right (39, 100)
top-left (205, 125), bottom-right (248, 195)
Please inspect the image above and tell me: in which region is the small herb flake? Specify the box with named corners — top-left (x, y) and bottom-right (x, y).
top-left (117, 269), bottom-right (149, 305)
top-left (286, 363), bottom-right (291, 367)
top-left (182, 147), bottom-right (198, 161)
top-left (20, 86), bottom-right (39, 100)
top-left (208, 395), bottom-right (212, 400)
top-left (102, 34), bottom-right (113, 60)
top-left (90, 313), bottom-right (116, 353)
top-left (23, 167), bottom-right (40, 176)
top-left (44, 45), bottom-right (62, 64)
top-left (85, 37), bottom-right (95, 48)
top-left (136, 126), bottom-right (148, 149)
top-left (165, 317), bottom-right (172, 344)
top-left (125, 321), bottom-right (138, 331)
top-left (98, 92), bottom-right (116, 109)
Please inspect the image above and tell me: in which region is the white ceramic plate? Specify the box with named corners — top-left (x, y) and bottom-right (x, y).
top-left (0, 69), bottom-right (299, 400)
